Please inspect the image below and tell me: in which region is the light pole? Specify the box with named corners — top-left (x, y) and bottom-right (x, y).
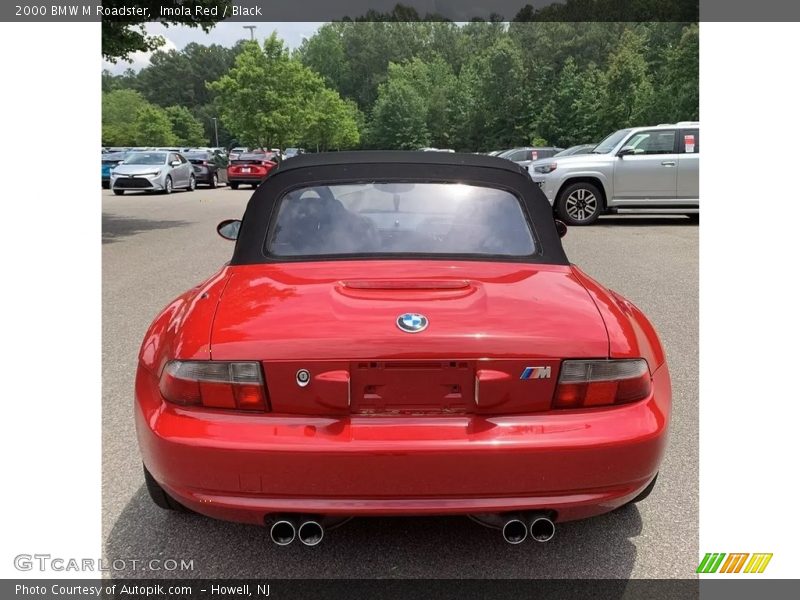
top-left (243, 26), bottom-right (256, 41)
top-left (211, 117), bottom-right (219, 148)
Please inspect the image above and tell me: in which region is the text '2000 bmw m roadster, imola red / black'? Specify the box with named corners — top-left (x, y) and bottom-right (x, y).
top-left (135, 151), bottom-right (670, 546)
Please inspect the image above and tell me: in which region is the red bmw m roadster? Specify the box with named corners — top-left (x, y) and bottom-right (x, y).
top-left (135, 151), bottom-right (670, 546)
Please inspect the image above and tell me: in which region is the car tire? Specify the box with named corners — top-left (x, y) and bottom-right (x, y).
top-left (143, 464), bottom-right (189, 512)
top-left (230, 182), bottom-right (239, 190)
top-left (556, 182), bottom-right (603, 225)
top-left (113, 190), bottom-right (124, 196)
top-left (163, 176), bottom-right (173, 195)
top-left (187, 174), bottom-right (196, 191)
top-left (210, 173), bottom-right (218, 188)
top-left (251, 183), bottom-right (258, 189)
top-left (628, 473), bottom-right (658, 505)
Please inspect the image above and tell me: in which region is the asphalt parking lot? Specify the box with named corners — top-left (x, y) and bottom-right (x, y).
top-left (102, 185), bottom-right (698, 579)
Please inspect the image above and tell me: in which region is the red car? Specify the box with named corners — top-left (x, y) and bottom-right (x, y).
top-left (226, 150), bottom-right (278, 189)
top-left (136, 152), bottom-right (670, 547)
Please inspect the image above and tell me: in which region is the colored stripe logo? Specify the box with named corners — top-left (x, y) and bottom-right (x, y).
top-left (520, 366), bottom-right (551, 380)
top-left (697, 553), bottom-right (772, 574)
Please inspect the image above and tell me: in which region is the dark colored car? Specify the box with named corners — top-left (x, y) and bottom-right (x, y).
top-left (185, 151), bottom-right (229, 188)
top-left (227, 151), bottom-right (279, 189)
top-left (101, 152), bottom-right (128, 189)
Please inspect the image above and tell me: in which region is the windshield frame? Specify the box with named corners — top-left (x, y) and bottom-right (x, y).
top-left (121, 152), bottom-right (168, 166)
top-left (592, 129), bottom-right (633, 154)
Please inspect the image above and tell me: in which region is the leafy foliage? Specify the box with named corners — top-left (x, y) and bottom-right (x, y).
top-left (206, 36), bottom-right (363, 151)
top-left (102, 89), bottom-right (149, 145)
top-left (165, 106), bottom-right (207, 146)
top-left (368, 73), bottom-right (431, 149)
top-left (103, 21), bottom-right (699, 151)
top-left (305, 89), bottom-right (362, 151)
top-left (132, 105), bottom-right (177, 146)
top-left (295, 21), bottom-right (698, 150)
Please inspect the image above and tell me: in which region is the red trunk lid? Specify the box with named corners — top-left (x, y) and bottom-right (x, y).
top-left (210, 261), bottom-right (608, 415)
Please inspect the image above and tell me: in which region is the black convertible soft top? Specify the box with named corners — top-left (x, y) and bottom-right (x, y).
top-left (275, 150), bottom-right (529, 176)
top-left (230, 151), bottom-right (569, 266)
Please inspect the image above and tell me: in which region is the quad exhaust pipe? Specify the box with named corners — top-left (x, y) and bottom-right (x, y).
top-left (269, 516), bottom-right (325, 546)
top-left (269, 518), bottom-right (297, 546)
top-left (501, 517), bottom-right (529, 544)
top-left (297, 520), bottom-right (324, 546)
top-left (269, 513), bottom-right (552, 546)
top-left (528, 514), bottom-right (556, 543)
top-left (494, 512), bottom-right (555, 544)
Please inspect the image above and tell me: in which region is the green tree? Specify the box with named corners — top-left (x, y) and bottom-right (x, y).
top-left (101, 68), bottom-right (140, 95)
top-left (132, 105), bottom-right (177, 146)
top-left (102, 89), bottom-right (149, 145)
top-left (296, 24), bottom-right (348, 91)
top-left (209, 35), bottom-right (329, 149)
top-left (373, 58), bottom-right (458, 149)
top-left (101, 70), bottom-right (117, 94)
top-left (165, 106), bottom-right (207, 146)
top-left (304, 88), bottom-right (362, 151)
top-left (448, 66), bottom-right (480, 151)
top-left (568, 63), bottom-right (608, 144)
top-left (534, 58), bottom-right (608, 147)
top-left (410, 57), bottom-right (458, 149)
top-left (460, 36), bottom-right (528, 151)
top-left (603, 30), bottom-right (655, 128)
top-left (104, 21), bottom-right (698, 153)
top-left (659, 24), bottom-right (699, 121)
top-left (298, 21), bottom-right (430, 111)
top-left (368, 75), bottom-right (430, 149)
top-left (134, 42), bottom-right (244, 108)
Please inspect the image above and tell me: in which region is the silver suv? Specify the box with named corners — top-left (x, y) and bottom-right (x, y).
top-left (529, 122), bottom-right (699, 225)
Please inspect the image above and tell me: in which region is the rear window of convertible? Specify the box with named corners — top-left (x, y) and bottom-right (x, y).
top-left (266, 182), bottom-right (536, 257)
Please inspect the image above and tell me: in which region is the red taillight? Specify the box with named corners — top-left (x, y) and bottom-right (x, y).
top-left (553, 359), bottom-right (651, 409)
top-left (159, 360), bottom-right (269, 411)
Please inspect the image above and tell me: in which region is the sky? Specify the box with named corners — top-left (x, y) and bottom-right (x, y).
top-left (102, 22), bottom-right (324, 74)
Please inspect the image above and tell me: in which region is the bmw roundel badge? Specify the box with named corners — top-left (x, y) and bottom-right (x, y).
top-left (396, 313), bottom-right (429, 333)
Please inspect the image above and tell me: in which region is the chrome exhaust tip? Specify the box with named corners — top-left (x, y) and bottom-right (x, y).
top-left (269, 519), bottom-right (297, 546)
top-left (298, 520), bottom-right (324, 546)
top-left (501, 518), bottom-right (528, 545)
top-left (529, 515), bottom-right (555, 543)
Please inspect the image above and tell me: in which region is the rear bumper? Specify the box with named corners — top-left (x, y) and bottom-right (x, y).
top-left (135, 364), bottom-right (670, 525)
top-left (227, 175), bottom-right (267, 184)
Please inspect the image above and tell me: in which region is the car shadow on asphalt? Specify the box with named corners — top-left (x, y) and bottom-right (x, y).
top-left (106, 486), bottom-right (641, 579)
top-left (594, 216), bottom-right (698, 227)
top-left (103, 213), bottom-right (191, 244)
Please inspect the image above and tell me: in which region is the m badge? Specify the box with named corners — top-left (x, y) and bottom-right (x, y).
top-left (520, 366), bottom-right (552, 380)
